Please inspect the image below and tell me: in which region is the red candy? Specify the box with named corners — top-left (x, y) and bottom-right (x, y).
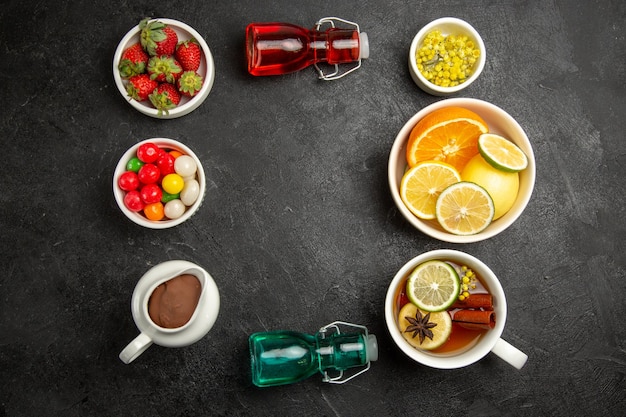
top-left (140, 183), bottom-right (163, 204)
top-left (118, 171), bottom-right (139, 191)
top-left (124, 190), bottom-right (144, 211)
top-left (137, 163), bottom-right (160, 184)
top-left (156, 152), bottom-right (176, 176)
top-left (136, 142), bottom-right (161, 163)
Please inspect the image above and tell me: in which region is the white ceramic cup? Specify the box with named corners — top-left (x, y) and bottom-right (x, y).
top-left (384, 249), bottom-right (528, 369)
top-left (119, 260), bottom-right (220, 364)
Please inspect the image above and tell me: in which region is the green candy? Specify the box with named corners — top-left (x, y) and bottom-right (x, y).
top-left (161, 190), bottom-right (180, 203)
top-left (126, 157), bottom-right (144, 172)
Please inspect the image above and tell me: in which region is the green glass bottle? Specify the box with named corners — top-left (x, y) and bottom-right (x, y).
top-left (249, 321), bottom-right (378, 387)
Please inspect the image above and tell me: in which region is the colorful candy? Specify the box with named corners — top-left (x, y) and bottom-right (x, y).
top-left (161, 190), bottom-right (180, 203)
top-left (180, 179), bottom-right (200, 206)
top-left (124, 190), bottom-right (144, 212)
top-left (126, 157), bottom-right (144, 172)
top-left (140, 183), bottom-right (163, 204)
top-left (137, 142), bottom-right (161, 163)
top-left (118, 142), bottom-right (201, 221)
top-left (162, 173), bottom-right (185, 195)
top-left (138, 163), bottom-right (160, 184)
top-left (164, 199), bottom-right (186, 219)
top-left (156, 152), bottom-right (176, 176)
top-left (174, 155), bottom-right (197, 177)
top-left (144, 202), bottom-right (165, 221)
top-left (118, 171), bottom-right (139, 191)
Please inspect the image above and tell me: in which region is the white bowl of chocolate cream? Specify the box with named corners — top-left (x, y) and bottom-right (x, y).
top-left (119, 260), bottom-right (220, 364)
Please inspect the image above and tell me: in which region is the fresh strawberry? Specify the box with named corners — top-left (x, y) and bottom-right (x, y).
top-left (177, 71), bottom-right (204, 97)
top-left (118, 42), bottom-right (149, 78)
top-left (149, 83), bottom-right (181, 116)
top-left (139, 18), bottom-right (178, 56)
top-left (126, 74), bottom-right (158, 101)
top-left (175, 39), bottom-right (202, 72)
top-left (147, 55), bottom-right (182, 83)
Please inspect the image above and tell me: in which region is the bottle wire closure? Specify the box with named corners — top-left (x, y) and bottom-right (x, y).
top-left (316, 321), bottom-right (375, 384)
top-left (314, 17), bottom-right (368, 81)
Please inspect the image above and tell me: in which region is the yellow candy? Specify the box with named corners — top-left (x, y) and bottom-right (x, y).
top-left (162, 173), bottom-right (185, 195)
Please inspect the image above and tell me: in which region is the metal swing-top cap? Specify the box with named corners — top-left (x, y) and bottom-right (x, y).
top-left (317, 321), bottom-right (378, 384)
top-left (314, 17), bottom-right (369, 81)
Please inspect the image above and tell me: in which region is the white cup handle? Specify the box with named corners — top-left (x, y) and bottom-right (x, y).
top-left (119, 333), bottom-right (153, 364)
top-left (491, 338), bottom-right (528, 369)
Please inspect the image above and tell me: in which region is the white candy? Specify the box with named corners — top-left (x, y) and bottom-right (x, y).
top-left (174, 155), bottom-right (197, 178)
top-left (180, 179), bottom-right (200, 206)
top-left (164, 199), bottom-right (186, 219)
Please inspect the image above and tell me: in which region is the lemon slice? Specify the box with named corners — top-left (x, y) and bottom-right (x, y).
top-left (478, 133), bottom-right (528, 172)
top-left (398, 302), bottom-right (452, 350)
top-left (406, 260), bottom-right (460, 312)
top-left (400, 161), bottom-right (461, 219)
top-left (435, 181), bottom-right (495, 235)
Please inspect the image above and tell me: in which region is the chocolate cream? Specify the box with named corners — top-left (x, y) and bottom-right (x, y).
top-left (148, 274), bottom-right (201, 328)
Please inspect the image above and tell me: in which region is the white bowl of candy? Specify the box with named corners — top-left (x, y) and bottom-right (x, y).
top-left (113, 18), bottom-right (215, 119)
top-left (113, 138), bottom-right (206, 229)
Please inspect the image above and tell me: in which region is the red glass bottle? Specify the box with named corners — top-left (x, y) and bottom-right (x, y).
top-left (246, 17), bottom-right (369, 80)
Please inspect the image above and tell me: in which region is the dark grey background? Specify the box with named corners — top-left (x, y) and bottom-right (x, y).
top-left (1, 0), bottom-right (625, 416)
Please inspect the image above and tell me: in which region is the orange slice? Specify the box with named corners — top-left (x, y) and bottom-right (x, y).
top-left (406, 107), bottom-right (489, 172)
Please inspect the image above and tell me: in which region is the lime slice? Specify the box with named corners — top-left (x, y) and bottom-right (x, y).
top-left (400, 161), bottom-right (461, 220)
top-left (478, 133), bottom-right (528, 172)
top-left (435, 181), bottom-right (495, 235)
top-left (406, 260), bottom-right (460, 312)
top-left (398, 302), bottom-right (452, 350)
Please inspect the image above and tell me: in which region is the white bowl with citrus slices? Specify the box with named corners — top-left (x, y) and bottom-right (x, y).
top-left (388, 98), bottom-right (535, 243)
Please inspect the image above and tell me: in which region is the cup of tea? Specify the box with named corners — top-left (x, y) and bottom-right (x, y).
top-left (384, 249), bottom-right (527, 369)
top-left (119, 260), bottom-right (220, 364)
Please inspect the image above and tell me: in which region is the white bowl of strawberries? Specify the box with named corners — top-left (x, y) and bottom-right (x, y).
top-left (113, 18), bottom-right (215, 119)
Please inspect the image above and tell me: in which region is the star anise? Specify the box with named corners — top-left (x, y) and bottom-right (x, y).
top-left (404, 310), bottom-right (437, 344)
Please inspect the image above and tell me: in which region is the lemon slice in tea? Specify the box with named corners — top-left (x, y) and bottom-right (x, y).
top-left (406, 260), bottom-right (460, 312)
top-left (478, 133), bottom-right (528, 172)
top-left (398, 302), bottom-right (452, 350)
top-left (400, 161), bottom-right (461, 220)
top-left (435, 181), bottom-right (495, 235)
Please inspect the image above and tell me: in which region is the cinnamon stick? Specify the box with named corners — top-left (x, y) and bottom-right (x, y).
top-left (451, 293), bottom-right (493, 310)
top-left (453, 309), bottom-right (496, 330)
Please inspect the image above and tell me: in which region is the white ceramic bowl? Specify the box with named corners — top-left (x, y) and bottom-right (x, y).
top-left (113, 18), bottom-right (215, 119)
top-left (388, 98), bottom-right (535, 243)
top-left (119, 260), bottom-right (221, 364)
top-left (408, 17), bottom-right (486, 96)
top-left (113, 138), bottom-right (206, 229)
top-left (385, 250), bottom-right (528, 369)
